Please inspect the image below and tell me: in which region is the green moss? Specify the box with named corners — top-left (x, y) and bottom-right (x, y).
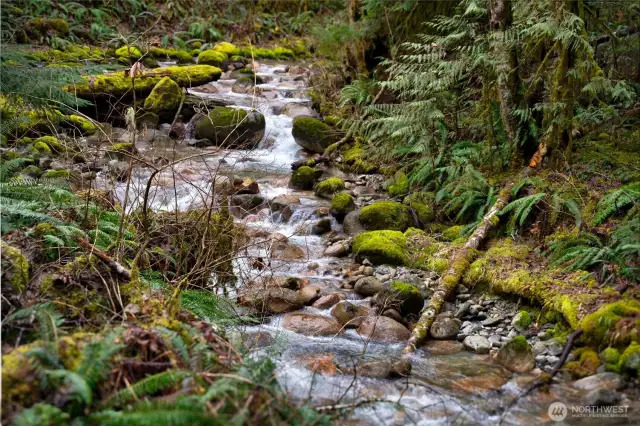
top-left (236, 75), bottom-right (264, 85)
top-left (2, 341), bottom-right (42, 407)
top-left (292, 117), bottom-right (337, 154)
top-left (580, 300), bottom-right (640, 346)
top-left (509, 335), bottom-right (530, 352)
top-left (314, 177), bottom-right (345, 198)
top-left (352, 230), bottom-right (407, 265)
top-left (619, 343), bottom-right (640, 377)
top-left (71, 65), bottom-right (222, 98)
top-left (214, 42), bottom-right (237, 55)
top-left (600, 347), bottom-right (620, 364)
top-left (149, 47), bottom-right (193, 63)
top-left (27, 18), bottom-right (68, 35)
top-left (67, 114), bottom-right (98, 135)
top-left (387, 172), bottom-right (409, 197)
top-left (234, 45), bottom-right (294, 59)
top-left (22, 165), bottom-right (42, 178)
top-left (359, 201), bottom-right (412, 231)
top-left (442, 225), bottom-right (464, 242)
top-left (341, 143), bottom-right (376, 174)
top-left (324, 116), bottom-right (340, 126)
top-left (290, 166), bottom-right (316, 190)
top-left (34, 136), bottom-right (64, 153)
top-left (32, 141), bottom-right (52, 155)
top-left (198, 50), bottom-right (227, 66)
top-left (514, 311), bottom-right (532, 329)
top-left (144, 76), bottom-right (182, 112)
top-left (194, 106), bottom-right (265, 148)
top-left (330, 193), bottom-right (355, 216)
top-left (115, 45), bottom-right (142, 59)
top-left (565, 348), bottom-right (601, 378)
top-left (42, 169), bottom-right (71, 179)
top-left (1, 240), bottom-right (29, 292)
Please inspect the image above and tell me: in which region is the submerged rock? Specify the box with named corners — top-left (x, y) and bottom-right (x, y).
top-left (195, 106), bottom-right (265, 148)
top-left (357, 316), bottom-right (411, 343)
top-left (312, 293), bottom-right (344, 309)
top-left (345, 359), bottom-right (412, 378)
top-left (282, 313), bottom-right (342, 336)
top-left (494, 336), bottom-right (535, 373)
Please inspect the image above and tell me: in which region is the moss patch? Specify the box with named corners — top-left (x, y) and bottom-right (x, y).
top-left (115, 45), bottom-right (142, 59)
top-left (66, 114), bottom-right (98, 135)
top-left (442, 225), bottom-right (464, 242)
top-left (330, 193), bottom-right (356, 217)
top-left (290, 166), bottom-right (316, 190)
top-left (387, 172), bottom-right (409, 197)
top-left (314, 177), bottom-right (345, 198)
top-left (1, 240), bottom-right (29, 292)
top-left (359, 201), bottom-right (412, 232)
top-left (565, 348), bottom-right (601, 378)
top-left (580, 300), bottom-right (640, 347)
top-left (144, 76), bottom-right (182, 113)
top-left (292, 117), bottom-right (338, 154)
top-left (352, 230), bottom-right (407, 265)
top-left (619, 343), bottom-right (640, 376)
top-left (198, 50), bottom-right (227, 66)
top-left (341, 143), bottom-right (377, 174)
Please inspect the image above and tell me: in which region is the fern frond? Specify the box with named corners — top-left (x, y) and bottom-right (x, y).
top-left (105, 370), bottom-right (191, 408)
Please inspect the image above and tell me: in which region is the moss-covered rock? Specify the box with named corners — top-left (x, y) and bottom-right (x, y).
top-left (149, 47), bottom-right (193, 63)
top-left (66, 114), bottom-right (98, 135)
top-left (442, 225), bottom-right (464, 242)
top-left (565, 348), bottom-right (601, 378)
top-left (314, 177), bottom-right (345, 199)
top-left (512, 311), bottom-right (532, 331)
top-left (373, 281), bottom-right (424, 317)
top-left (403, 192), bottom-right (435, 225)
top-left (494, 336), bottom-right (535, 373)
top-left (290, 166), bottom-right (316, 190)
top-left (341, 143), bottom-right (377, 174)
top-left (619, 343), bottom-right (640, 376)
top-left (359, 201), bottom-right (412, 232)
top-left (600, 348), bottom-right (621, 372)
top-left (353, 230), bottom-right (407, 265)
top-left (292, 117), bottom-right (338, 154)
top-left (42, 169), bottom-right (72, 179)
top-left (214, 42), bottom-right (237, 55)
top-left (71, 65), bottom-right (222, 98)
top-left (26, 18), bottom-right (68, 37)
top-left (197, 50), bottom-right (227, 66)
top-left (580, 300), bottom-right (640, 346)
top-left (1, 240), bottom-right (29, 292)
top-left (194, 107), bottom-right (265, 148)
top-left (144, 76), bottom-right (182, 113)
top-left (34, 136), bottom-right (64, 153)
top-left (115, 45), bottom-right (142, 59)
top-left (330, 193), bottom-right (356, 218)
top-left (387, 172), bottom-right (409, 197)
top-left (22, 165), bottom-right (42, 178)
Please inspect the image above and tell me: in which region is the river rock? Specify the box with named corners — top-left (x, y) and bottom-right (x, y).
top-left (585, 389), bottom-right (621, 406)
top-left (324, 240), bottom-right (349, 257)
top-left (312, 293), bottom-right (344, 309)
top-left (312, 218), bottom-right (332, 235)
top-left (452, 375), bottom-right (508, 394)
top-left (195, 106), bottom-right (265, 149)
top-left (343, 210), bottom-right (365, 236)
top-left (282, 313), bottom-right (342, 336)
top-left (357, 316), bottom-right (411, 343)
top-left (292, 116), bottom-right (338, 154)
top-left (270, 194), bottom-right (300, 212)
top-left (346, 359), bottom-right (412, 378)
top-left (331, 301), bottom-right (370, 328)
top-left (283, 104), bottom-right (319, 120)
top-left (300, 284), bottom-right (322, 304)
top-left (231, 194), bottom-right (265, 216)
top-left (354, 276), bottom-right (382, 296)
top-left (573, 372), bottom-right (624, 392)
top-left (493, 336), bottom-right (535, 373)
top-left (235, 178), bottom-right (259, 195)
top-left (241, 287), bottom-right (303, 313)
top-left (430, 314), bottom-right (462, 340)
top-left (372, 282), bottom-right (424, 318)
top-left (463, 336), bottom-right (492, 354)
top-left (271, 240), bottom-right (305, 260)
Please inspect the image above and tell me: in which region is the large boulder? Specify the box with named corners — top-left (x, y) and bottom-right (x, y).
top-left (372, 281), bottom-right (424, 318)
top-left (144, 77), bottom-right (182, 116)
top-left (330, 193), bottom-right (356, 220)
top-left (197, 50), bottom-right (227, 66)
top-left (343, 210), bottom-right (365, 236)
top-left (292, 117), bottom-right (338, 154)
top-left (282, 313), bottom-right (342, 336)
top-left (357, 316), bottom-right (411, 343)
top-left (494, 336), bottom-right (535, 373)
top-left (195, 107), bottom-right (265, 148)
top-left (359, 201), bottom-right (412, 231)
top-left (352, 230), bottom-right (407, 265)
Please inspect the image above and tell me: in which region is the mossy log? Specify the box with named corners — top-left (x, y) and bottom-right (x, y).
top-left (404, 180), bottom-right (517, 352)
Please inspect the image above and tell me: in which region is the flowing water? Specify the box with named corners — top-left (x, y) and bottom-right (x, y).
top-left (110, 62), bottom-right (638, 425)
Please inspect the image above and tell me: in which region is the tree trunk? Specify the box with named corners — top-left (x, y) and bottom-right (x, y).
top-left (404, 169), bottom-right (531, 352)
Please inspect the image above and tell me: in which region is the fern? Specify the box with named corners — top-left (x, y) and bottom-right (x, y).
top-left (75, 337), bottom-right (124, 390)
top-left (45, 369), bottom-right (93, 406)
top-left (5, 303), bottom-right (65, 342)
top-left (105, 370), bottom-right (192, 408)
top-left (592, 183), bottom-right (640, 226)
top-left (499, 192), bottom-right (546, 229)
top-left (179, 290), bottom-right (239, 325)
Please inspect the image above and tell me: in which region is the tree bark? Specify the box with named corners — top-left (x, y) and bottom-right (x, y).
top-left (404, 168), bottom-right (531, 352)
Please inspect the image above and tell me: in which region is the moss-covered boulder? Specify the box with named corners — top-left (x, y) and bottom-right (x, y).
top-left (144, 77), bottom-right (182, 114)
top-left (373, 281), bottom-right (424, 318)
top-left (494, 336), bottom-right (535, 373)
top-left (1, 241), bottom-right (29, 293)
top-left (65, 114), bottom-right (98, 135)
top-left (214, 42), bottom-right (237, 55)
top-left (580, 300), bottom-right (640, 346)
top-left (197, 50), bottom-right (228, 66)
top-left (359, 201), bottom-right (412, 231)
top-left (314, 177), bottom-right (345, 199)
top-left (330, 193), bottom-right (356, 219)
top-left (353, 230), bottom-right (407, 265)
top-left (72, 65), bottom-right (222, 98)
top-left (442, 225), bottom-right (464, 242)
top-left (290, 166), bottom-right (316, 190)
top-left (149, 47), bottom-right (193, 63)
top-left (195, 107), bottom-right (265, 148)
top-left (26, 18), bottom-right (68, 37)
top-left (292, 117), bottom-right (338, 154)
top-left (115, 45), bottom-right (142, 60)
top-left (33, 136), bottom-right (64, 154)
top-left (619, 343), bottom-right (640, 377)
top-left (341, 143), bottom-right (377, 174)
top-left (387, 172), bottom-right (409, 197)
top-left (403, 192), bottom-right (435, 225)
top-left (565, 348), bottom-right (601, 378)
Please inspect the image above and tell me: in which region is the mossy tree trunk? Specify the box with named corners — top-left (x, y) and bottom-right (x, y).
top-left (405, 173), bottom-right (527, 352)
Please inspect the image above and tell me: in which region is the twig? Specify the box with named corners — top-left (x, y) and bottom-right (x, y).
top-left (75, 237), bottom-right (132, 280)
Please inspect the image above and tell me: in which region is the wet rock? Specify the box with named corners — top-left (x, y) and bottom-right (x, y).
top-left (235, 178), bottom-right (259, 195)
top-left (573, 372), bottom-right (624, 392)
top-left (300, 354), bottom-right (338, 376)
top-left (312, 293), bottom-right (344, 309)
top-left (195, 106), bottom-right (265, 149)
top-left (270, 194), bottom-right (300, 212)
top-left (422, 340), bottom-right (464, 355)
top-left (342, 210), bottom-right (365, 236)
top-left (282, 313), bottom-right (342, 336)
top-left (354, 276), bottom-right (382, 296)
top-left (357, 316), bottom-right (411, 343)
top-left (292, 116), bottom-right (338, 153)
top-left (363, 266), bottom-right (374, 276)
top-left (283, 104), bottom-right (319, 120)
top-left (271, 241), bottom-right (305, 260)
top-left (455, 301), bottom-right (472, 318)
top-left (300, 284), bottom-right (322, 304)
top-left (324, 240), bottom-right (349, 257)
top-left (231, 194), bottom-right (265, 216)
top-left (331, 301), bottom-right (370, 328)
top-left (240, 287), bottom-right (303, 313)
top-left (452, 375), bottom-right (507, 394)
top-left (511, 311), bottom-right (532, 332)
top-left (289, 165), bottom-right (316, 190)
top-left (312, 218), bottom-right (332, 235)
top-left (243, 331), bottom-right (275, 350)
top-left (382, 308), bottom-right (404, 324)
top-left (372, 282), bottom-right (424, 318)
top-left (494, 336), bottom-right (535, 373)
top-left (585, 389), bottom-right (620, 406)
top-left (346, 359), bottom-right (412, 378)
top-left (482, 316), bottom-right (503, 327)
top-left (430, 314), bottom-right (462, 340)
top-left (463, 336), bottom-right (492, 354)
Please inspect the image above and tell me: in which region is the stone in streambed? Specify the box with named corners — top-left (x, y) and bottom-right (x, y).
top-left (573, 372), bottom-right (624, 392)
top-left (463, 335), bottom-right (492, 354)
top-left (300, 284), bottom-right (321, 304)
top-left (430, 313), bottom-right (462, 340)
top-left (282, 313), bottom-right (342, 336)
top-left (314, 178), bottom-right (345, 199)
top-left (195, 106), bottom-right (265, 149)
top-left (493, 336), bottom-right (535, 373)
top-left (324, 240), bottom-right (349, 257)
top-left (312, 218), bottom-right (332, 235)
top-left (289, 166), bottom-right (316, 190)
top-left (354, 276), bottom-right (382, 296)
top-left (357, 316), bottom-right (411, 343)
top-left (292, 116), bottom-right (338, 154)
top-left (235, 178), bottom-right (259, 195)
top-left (312, 293), bottom-right (344, 309)
top-left (230, 194), bottom-right (265, 216)
top-left (372, 281), bottom-right (424, 317)
top-left (240, 287), bottom-right (303, 313)
top-left (359, 201), bottom-right (412, 232)
top-left (271, 240), bottom-right (305, 260)
top-left (345, 359), bottom-right (412, 379)
top-left (270, 194), bottom-right (300, 212)
top-left (330, 193), bottom-right (356, 220)
top-left (331, 301), bottom-right (370, 328)
top-left (144, 77), bottom-right (182, 116)
top-left (343, 210), bottom-right (365, 236)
